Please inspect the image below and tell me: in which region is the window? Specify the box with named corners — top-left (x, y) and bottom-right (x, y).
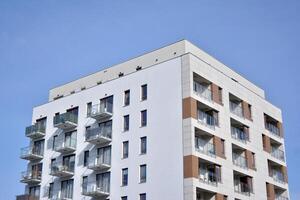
top-left (121, 196), bottom-right (128, 200)
top-left (124, 115), bottom-right (129, 131)
top-left (122, 141), bottom-right (129, 159)
top-left (97, 146), bottom-right (111, 165)
top-left (100, 95), bottom-right (113, 113)
top-left (82, 176), bottom-right (88, 194)
top-left (251, 152), bottom-right (256, 168)
top-left (61, 179), bottom-right (74, 199)
top-left (218, 87), bottom-right (223, 103)
top-left (141, 110), bottom-right (147, 127)
top-left (87, 102), bottom-right (92, 117)
top-left (141, 137), bottom-right (147, 154)
top-left (48, 183), bottom-right (54, 198)
top-left (122, 168), bottom-right (128, 186)
top-left (140, 193), bottom-right (146, 200)
top-left (84, 151), bottom-right (89, 167)
top-left (124, 90), bottom-right (130, 106)
top-left (63, 154), bottom-right (75, 172)
top-left (50, 158), bottom-right (56, 172)
top-left (140, 164), bottom-right (147, 183)
top-left (96, 172), bottom-right (110, 193)
top-left (141, 84), bottom-right (147, 101)
top-left (29, 186), bottom-right (40, 197)
top-left (221, 139), bottom-right (225, 156)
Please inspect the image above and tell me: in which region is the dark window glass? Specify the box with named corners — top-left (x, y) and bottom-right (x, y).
top-left (124, 115), bottom-right (129, 131)
top-left (141, 84), bottom-right (147, 101)
top-left (122, 168), bottom-right (128, 186)
top-left (124, 90), bottom-right (130, 106)
top-left (141, 137), bottom-right (147, 154)
top-left (123, 141), bottom-right (129, 159)
top-left (84, 151), bottom-right (89, 167)
top-left (141, 110), bottom-right (147, 127)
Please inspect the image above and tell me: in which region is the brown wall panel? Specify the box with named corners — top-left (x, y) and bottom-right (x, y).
top-left (184, 155), bottom-right (198, 178)
top-left (182, 97), bottom-right (197, 119)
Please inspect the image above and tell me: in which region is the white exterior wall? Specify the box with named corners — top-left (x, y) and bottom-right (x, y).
top-left (27, 58), bottom-right (184, 199)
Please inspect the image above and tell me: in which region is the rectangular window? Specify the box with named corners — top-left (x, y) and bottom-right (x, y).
top-left (82, 176), bottom-right (88, 194)
top-left (122, 168), bottom-right (128, 186)
top-left (83, 151), bottom-right (89, 167)
top-left (124, 115), bottom-right (129, 131)
top-left (53, 135), bottom-right (57, 150)
top-left (124, 90), bottom-right (130, 106)
top-left (63, 154), bottom-right (75, 172)
top-left (141, 110), bottom-right (147, 127)
top-left (50, 158), bottom-right (56, 173)
top-left (218, 87), bottom-right (223, 103)
top-left (29, 186), bottom-right (40, 197)
top-left (141, 84), bottom-right (147, 101)
top-left (61, 179), bottom-right (73, 199)
top-left (221, 139), bottom-right (225, 156)
top-left (121, 196), bottom-right (128, 200)
top-left (140, 193), bottom-right (146, 200)
top-left (122, 141), bottom-right (129, 159)
top-left (87, 102), bottom-right (92, 117)
top-left (140, 164), bottom-right (147, 183)
top-left (141, 137), bottom-right (147, 154)
top-left (96, 172), bottom-right (110, 193)
top-left (48, 183), bottom-right (54, 198)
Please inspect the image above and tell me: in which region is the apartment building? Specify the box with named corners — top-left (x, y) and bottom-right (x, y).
top-left (17, 40), bottom-right (289, 200)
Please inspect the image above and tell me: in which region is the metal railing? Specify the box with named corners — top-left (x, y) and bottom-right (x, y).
top-left (20, 146), bottom-right (43, 157)
top-left (199, 170), bottom-right (218, 186)
top-left (53, 112), bottom-right (78, 126)
top-left (86, 126), bottom-right (112, 141)
top-left (197, 110), bottom-right (217, 129)
top-left (195, 141), bottom-right (216, 157)
top-left (270, 169), bottom-right (285, 183)
top-left (231, 126), bottom-right (249, 143)
top-left (266, 122), bottom-right (280, 136)
top-left (50, 161), bottom-right (75, 174)
top-left (230, 101), bottom-right (244, 118)
top-left (271, 148), bottom-right (285, 161)
top-left (275, 195), bottom-right (289, 200)
top-left (232, 153), bottom-right (247, 169)
top-left (88, 154), bottom-right (111, 168)
top-left (25, 123), bottom-right (46, 136)
top-left (193, 81), bottom-right (213, 101)
top-left (89, 103), bottom-right (113, 117)
top-left (21, 170), bottom-right (42, 180)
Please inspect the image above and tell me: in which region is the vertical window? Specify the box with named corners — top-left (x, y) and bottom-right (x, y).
top-left (140, 137), bottom-right (147, 154)
top-left (251, 152), bottom-right (256, 168)
top-left (50, 158), bottom-right (56, 172)
top-left (124, 115), bottom-right (129, 131)
top-left (124, 90), bottom-right (130, 106)
top-left (248, 104), bottom-right (252, 119)
top-left (141, 110), bottom-right (147, 127)
top-left (48, 183), bottom-right (54, 198)
top-left (61, 179), bottom-right (74, 199)
top-left (87, 102), bottom-right (92, 117)
top-left (215, 165), bottom-right (221, 182)
top-left (53, 135), bottom-right (57, 150)
top-left (83, 151), bottom-right (89, 167)
top-left (121, 196), bottom-right (128, 200)
top-left (218, 87), bottom-right (223, 103)
top-left (122, 168), bottom-right (128, 186)
top-left (221, 139), bottom-right (225, 156)
top-left (82, 176), bottom-right (88, 194)
top-left (140, 164), bottom-right (147, 183)
top-left (122, 141), bottom-right (129, 159)
top-left (141, 84), bottom-right (147, 101)
top-left (140, 193), bottom-right (146, 200)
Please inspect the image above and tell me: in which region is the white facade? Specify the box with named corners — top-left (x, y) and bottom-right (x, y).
top-left (18, 40), bottom-right (289, 200)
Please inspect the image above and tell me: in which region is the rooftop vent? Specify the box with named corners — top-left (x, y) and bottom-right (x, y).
top-left (136, 66), bottom-right (142, 71)
top-left (119, 72), bottom-right (124, 77)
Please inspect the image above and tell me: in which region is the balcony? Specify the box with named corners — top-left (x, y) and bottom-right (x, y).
top-left (270, 169), bottom-right (285, 184)
top-left (82, 182), bottom-right (110, 198)
top-left (271, 148), bottom-right (285, 161)
top-left (20, 146), bottom-right (43, 161)
top-left (16, 194), bottom-right (39, 200)
top-left (231, 126), bottom-right (249, 143)
top-left (230, 101), bottom-right (244, 118)
top-left (50, 162), bottom-right (74, 177)
top-left (232, 153), bottom-right (247, 169)
top-left (85, 126), bottom-right (112, 144)
top-left (25, 123), bottom-right (45, 139)
top-left (54, 138), bottom-right (76, 154)
top-left (197, 110), bottom-right (217, 130)
top-left (193, 81), bottom-right (213, 102)
top-left (88, 156), bottom-right (111, 171)
top-left (234, 180), bottom-right (251, 196)
top-left (89, 103), bottom-right (113, 121)
top-left (266, 122), bottom-right (280, 137)
top-left (198, 160), bottom-right (220, 186)
top-left (53, 112), bottom-right (78, 130)
top-left (20, 170), bottom-right (41, 184)
top-left (195, 141), bottom-right (216, 158)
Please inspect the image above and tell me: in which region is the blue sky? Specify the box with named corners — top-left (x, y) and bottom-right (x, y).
top-left (0, 0), bottom-right (299, 199)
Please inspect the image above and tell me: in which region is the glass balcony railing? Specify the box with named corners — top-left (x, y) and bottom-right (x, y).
top-left (270, 169), bottom-right (285, 183)
top-left (193, 81), bottom-right (213, 102)
top-left (89, 103), bottom-right (113, 120)
top-left (50, 161), bottom-right (75, 177)
top-left (266, 123), bottom-right (280, 136)
top-left (231, 127), bottom-right (249, 143)
top-left (82, 181), bottom-right (110, 197)
top-left (230, 101), bottom-right (244, 118)
top-left (20, 146), bottom-right (43, 160)
top-left (195, 142), bottom-right (216, 157)
top-left (54, 138), bottom-right (76, 153)
top-left (88, 155), bottom-right (111, 170)
top-left (199, 170), bottom-right (218, 186)
top-left (21, 170), bottom-right (42, 183)
top-left (197, 110), bottom-right (217, 129)
top-left (232, 153), bottom-right (247, 169)
top-left (16, 194), bottom-right (39, 200)
top-left (234, 180), bottom-right (251, 196)
top-left (271, 148), bottom-right (285, 161)
top-left (86, 126), bottom-right (112, 143)
top-left (276, 195), bottom-right (289, 200)
top-left (25, 123), bottom-right (46, 138)
top-left (53, 112), bottom-right (78, 128)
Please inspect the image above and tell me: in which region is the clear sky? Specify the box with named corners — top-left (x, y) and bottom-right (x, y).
top-left (0, 0), bottom-right (299, 199)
